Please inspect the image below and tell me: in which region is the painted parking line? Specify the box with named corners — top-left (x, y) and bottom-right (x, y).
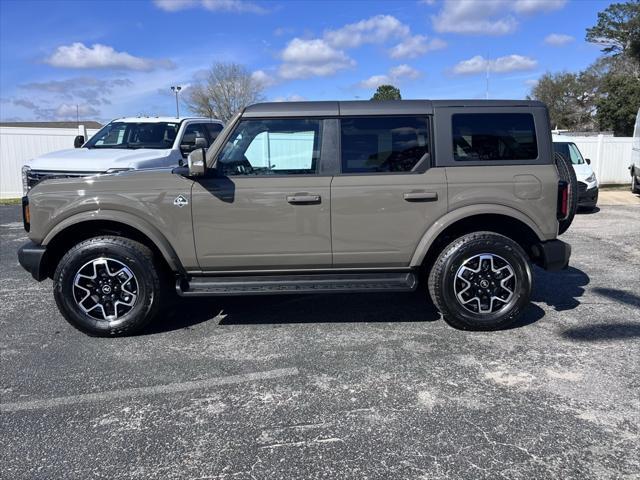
top-left (0, 367), bottom-right (299, 413)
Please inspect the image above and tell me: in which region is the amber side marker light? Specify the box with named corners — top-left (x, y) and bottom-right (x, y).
top-left (22, 196), bottom-right (30, 232)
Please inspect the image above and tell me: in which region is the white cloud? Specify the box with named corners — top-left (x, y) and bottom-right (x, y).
top-left (358, 64), bottom-right (421, 89)
top-left (272, 94), bottom-right (306, 102)
top-left (389, 64), bottom-right (420, 79)
top-left (278, 38), bottom-right (354, 79)
top-left (20, 77), bottom-right (133, 105)
top-left (55, 103), bottom-right (100, 118)
top-left (324, 14), bottom-right (410, 49)
top-left (452, 55), bottom-right (538, 74)
top-left (544, 33), bottom-right (574, 46)
top-left (8, 97), bottom-right (100, 120)
top-left (432, 0), bottom-right (566, 35)
top-left (513, 0), bottom-right (567, 14)
top-left (45, 43), bottom-right (175, 71)
top-left (153, 0), bottom-right (266, 13)
top-left (389, 35), bottom-right (446, 59)
top-left (251, 69), bottom-right (278, 87)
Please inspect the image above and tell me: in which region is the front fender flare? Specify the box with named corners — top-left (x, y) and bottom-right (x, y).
top-left (42, 209), bottom-right (184, 273)
top-left (409, 204), bottom-right (546, 267)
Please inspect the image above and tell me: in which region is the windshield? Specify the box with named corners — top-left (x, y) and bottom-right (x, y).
top-left (553, 142), bottom-right (584, 165)
top-left (85, 121), bottom-right (180, 149)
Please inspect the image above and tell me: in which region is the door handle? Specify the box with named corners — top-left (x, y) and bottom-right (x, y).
top-left (403, 192), bottom-right (438, 202)
top-left (287, 194), bottom-right (321, 204)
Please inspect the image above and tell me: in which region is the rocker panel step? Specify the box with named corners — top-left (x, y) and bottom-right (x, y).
top-left (177, 272), bottom-right (417, 297)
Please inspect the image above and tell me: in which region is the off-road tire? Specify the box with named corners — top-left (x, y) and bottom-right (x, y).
top-left (428, 232), bottom-right (532, 331)
top-left (555, 151), bottom-right (578, 235)
top-left (53, 236), bottom-right (163, 336)
top-left (632, 171), bottom-right (640, 194)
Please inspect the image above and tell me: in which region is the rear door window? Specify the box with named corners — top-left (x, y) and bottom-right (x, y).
top-left (340, 116), bottom-right (429, 173)
top-left (452, 113), bottom-right (537, 161)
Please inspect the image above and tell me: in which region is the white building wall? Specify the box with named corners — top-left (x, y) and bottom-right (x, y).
top-left (1, 126), bottom-right (98, 198)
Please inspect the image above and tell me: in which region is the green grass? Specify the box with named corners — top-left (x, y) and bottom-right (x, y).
top-left (0, 198), bottom-right (21, 206)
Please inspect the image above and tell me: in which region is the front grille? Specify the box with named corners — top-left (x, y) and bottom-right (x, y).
top-left (27, 170), bottom-right (100, 190)
top-left (577, 182), bottom-right (587, 193)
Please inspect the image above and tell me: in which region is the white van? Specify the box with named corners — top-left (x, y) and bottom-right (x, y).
top-left (553, 138), bottom-right (598, 210)
top-left (22, 117), bottom-right (224, 194)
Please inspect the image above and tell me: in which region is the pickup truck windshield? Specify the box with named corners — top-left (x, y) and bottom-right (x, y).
top-left (85, 122), bottom-right (180, 149)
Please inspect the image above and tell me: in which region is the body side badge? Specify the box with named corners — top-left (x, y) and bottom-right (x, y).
top-left (173, 194), bottom-right (189, 208)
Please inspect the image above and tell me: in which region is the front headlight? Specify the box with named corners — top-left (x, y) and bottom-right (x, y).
top-left (22, 165), bottom-right (31, 195)
top-left (585, 173), bottom-right (596, 183)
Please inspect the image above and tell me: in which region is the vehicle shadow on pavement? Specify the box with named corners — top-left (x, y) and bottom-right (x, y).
top-left (561, 322), bottom-right (640, 342)
top-left (146, 291), bottom-right (441, 334)
top-left (531, 266), bottom-right (590, 312)
top-left (145, 288), bottom-right (548, 334)
top-left (558, 286), bottom-right (640, 343)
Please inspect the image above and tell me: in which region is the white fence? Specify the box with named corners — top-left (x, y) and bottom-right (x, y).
top-left (0, 126), bottom-right (99, 198)
top-left (557, 135), bottom-right (634, 184)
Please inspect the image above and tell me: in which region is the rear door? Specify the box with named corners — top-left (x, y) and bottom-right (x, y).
top-left (191, 117), bottom-right (332, 270)
top-left (330, 115), bottom-right (447, 267)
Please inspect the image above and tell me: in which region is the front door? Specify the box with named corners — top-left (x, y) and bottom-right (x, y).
top-left (192, 118), bottom-right (331, 271)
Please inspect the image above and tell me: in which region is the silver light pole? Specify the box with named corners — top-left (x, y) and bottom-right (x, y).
top-left (170, 86), bottom-right (182, 118)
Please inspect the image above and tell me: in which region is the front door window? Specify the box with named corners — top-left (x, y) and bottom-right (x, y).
top-left (217, 119), bottom-right (321, 176)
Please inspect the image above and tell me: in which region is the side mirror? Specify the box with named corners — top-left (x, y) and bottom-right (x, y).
top-left (194, 137), bottom-right (208, 148)
top-left (74, 135), bottom-right (85, 148)
top-left (187, 148), bottom-right (207, 176)
top-left (585, 158), bottom-right (591, 165)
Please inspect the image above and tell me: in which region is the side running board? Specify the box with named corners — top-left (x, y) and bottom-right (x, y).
top-left (176, 272), bottom-right (417, 297)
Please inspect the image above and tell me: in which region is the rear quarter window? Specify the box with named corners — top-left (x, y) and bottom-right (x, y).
top-left (452, 113), bottom-right (537, 161)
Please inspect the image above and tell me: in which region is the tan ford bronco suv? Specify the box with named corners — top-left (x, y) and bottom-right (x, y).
top-left (18, 100), bottom-right (575, 336)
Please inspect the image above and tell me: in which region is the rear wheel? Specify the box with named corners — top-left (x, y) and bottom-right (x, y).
top-left (428, 232), bottom-right (532, 331)
top-left (555, 152), bottom-right (578, 235)
top-left (53, 236), bottom-right (163, 336)
top-left (633, 172), bottom-right (640, 194)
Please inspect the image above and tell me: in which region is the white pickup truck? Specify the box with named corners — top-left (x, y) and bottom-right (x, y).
top-left (22, 117), bottom-right (224, 194)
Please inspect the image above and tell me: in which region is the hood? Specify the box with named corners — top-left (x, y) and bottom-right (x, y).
top-left (27, 147), bottom-right (173, 172)
top-left (572, 162), bottom-right (595, 182)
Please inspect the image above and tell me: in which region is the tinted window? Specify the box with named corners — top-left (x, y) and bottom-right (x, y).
top-left (341, 116), bottom-right (429, 173)
top-left (553, 142), bottom-right (584, 165)
top-left (205, 123), bottom-right (223, 141)
top-left (452, 113), bottom-right (537, 161)
top-left (180, 123), bottom-right (209, 155)
top-left (218, 119), bottom-right (321, 176)
top-left (86, 122), bottom-right (179, 150)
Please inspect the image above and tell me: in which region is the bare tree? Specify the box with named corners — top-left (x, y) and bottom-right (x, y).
top-left (185, 62), bottom-right (265, 122)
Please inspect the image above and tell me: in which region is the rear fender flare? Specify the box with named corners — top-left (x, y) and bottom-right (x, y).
top-left (409, 204), bottom-right (546, 267)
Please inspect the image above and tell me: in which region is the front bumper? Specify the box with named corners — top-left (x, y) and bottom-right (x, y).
top-left (578, 184), bottom-right (598, 208)
top-left (532, 239), bottom-right (571, 272)
top-left (18, 241), bottom-right (47, 281)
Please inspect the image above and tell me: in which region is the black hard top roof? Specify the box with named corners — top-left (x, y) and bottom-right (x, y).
top-left (242, 99), bottom-right (546, 117)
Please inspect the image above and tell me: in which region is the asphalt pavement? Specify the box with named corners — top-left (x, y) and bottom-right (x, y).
top-left (1, 203), bottom-right (639, 479)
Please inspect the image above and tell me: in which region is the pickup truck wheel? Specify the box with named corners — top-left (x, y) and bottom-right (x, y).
top-left (428, 232), bottom-right (532, 331)
top-left (53, 236), bottom-right (162, 336)
top-left (632, 173), bottom-right (640, 194)
top-left (555, 152), bottom-right (578, 235)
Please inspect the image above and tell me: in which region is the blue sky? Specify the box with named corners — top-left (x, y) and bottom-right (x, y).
top-left (0, 0), bottom-right (611, 123)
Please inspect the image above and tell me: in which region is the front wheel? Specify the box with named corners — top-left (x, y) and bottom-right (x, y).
top-left (53, 236), bottom-right (163, 336)
top-left (633, 173), bottom-right (640, 194)
top-left (428, 232), bottom-right (532, 331)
